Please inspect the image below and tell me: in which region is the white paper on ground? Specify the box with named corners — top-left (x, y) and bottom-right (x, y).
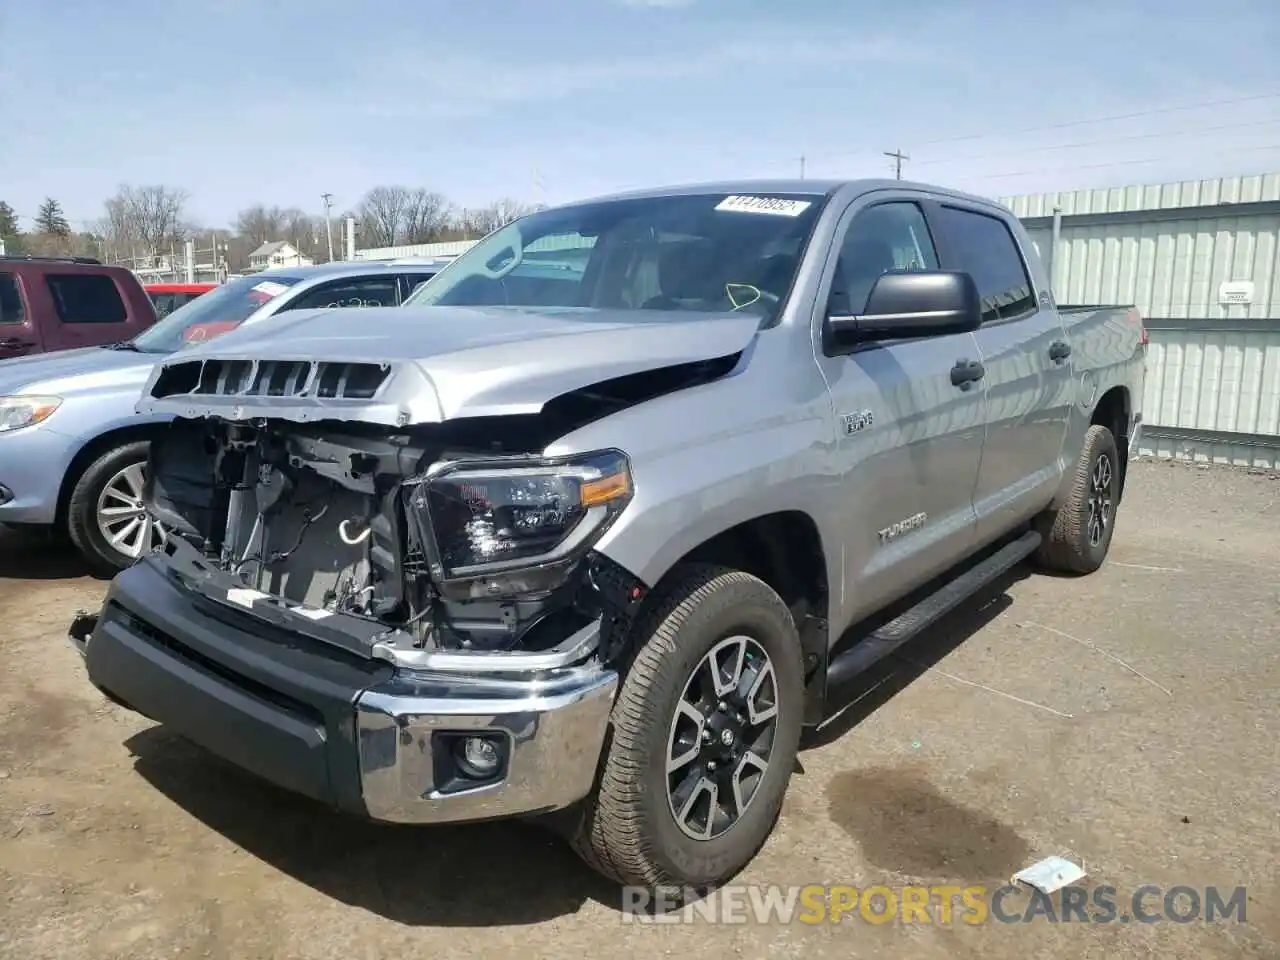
top-left (1011, 856), bottom-right (1087, 894)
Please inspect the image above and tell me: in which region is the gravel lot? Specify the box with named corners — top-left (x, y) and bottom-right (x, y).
top-left (1, 458), bottom-right (1276, 959)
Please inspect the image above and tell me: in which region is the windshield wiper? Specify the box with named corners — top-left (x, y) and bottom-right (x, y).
top-left (100, 340), bottom-right (142, 351)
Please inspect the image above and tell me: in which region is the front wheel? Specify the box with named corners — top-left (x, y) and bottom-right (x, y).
top-left (570, 564), bottom-right (805, 890)
top-left (66, 441), bottom-right (168, 578)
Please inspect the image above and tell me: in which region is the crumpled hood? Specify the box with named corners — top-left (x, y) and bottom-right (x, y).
top-left (0, 346), bottom-right (158, 396)
top-left (136, 305), bottom-right (762, 424)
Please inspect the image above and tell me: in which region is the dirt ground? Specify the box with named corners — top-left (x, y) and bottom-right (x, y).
top-left (0, 458), bottom-right (1276, 959)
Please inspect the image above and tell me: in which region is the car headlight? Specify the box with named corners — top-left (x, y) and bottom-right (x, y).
top-left (0, 395), bottom-right (62, 434)
top-left (410, 450), bottom-right (633, 599)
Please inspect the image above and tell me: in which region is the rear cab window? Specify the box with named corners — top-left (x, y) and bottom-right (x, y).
top-left (0, 272), bottom-right (25, 324)
top-left (44, 273), bottom-right (128, 324)
top-left (932, 206), bottom-right (1037, 323)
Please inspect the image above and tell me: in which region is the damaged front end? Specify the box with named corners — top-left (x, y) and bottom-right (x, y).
top-left (74, 315), bottom-right (750, 825)
top-left (144, 414), bottom-right (645, 668)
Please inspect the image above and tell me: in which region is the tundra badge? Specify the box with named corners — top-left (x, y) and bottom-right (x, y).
top-left (841, 410), bottom-right (874, 435)
top-left (878, 512), bottom-right (927, 543)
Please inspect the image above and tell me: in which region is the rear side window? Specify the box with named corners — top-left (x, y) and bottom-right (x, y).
top-left (933, 206), bottom-right (1036, 323)
top-left (0, 273), bottom-right (23, 324)
top-left (283, 277), bottom-right (401, 311)
top-left (45, 274), bottom-right (128, 324)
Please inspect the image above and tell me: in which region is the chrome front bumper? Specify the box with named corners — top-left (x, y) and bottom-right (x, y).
top-left (356, 662), bottom-right (618, 823)
top-left (74, 557), bottom-right (619, 827)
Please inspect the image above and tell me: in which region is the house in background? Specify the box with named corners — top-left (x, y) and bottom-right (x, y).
top-left (247, 240), bottom-right (314, 272)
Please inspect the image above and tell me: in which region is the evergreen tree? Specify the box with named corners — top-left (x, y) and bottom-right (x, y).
top-left (0, 200), bottom-right (21, 254)
top-left (35, 197), bottom-right (71, 238)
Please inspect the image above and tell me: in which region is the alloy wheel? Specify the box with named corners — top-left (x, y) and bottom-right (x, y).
top-left (1087, 452), bottom-right (1113, 546)
top-left (665, 635), bottom-right (779, 841)
top-left (95, 462), bottom-right (168, 561)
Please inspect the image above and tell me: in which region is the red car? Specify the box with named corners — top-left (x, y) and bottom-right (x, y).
top-left (144, 282), bottom-right (216, 318)
top-left (0, 255), bottom-right (158, 357)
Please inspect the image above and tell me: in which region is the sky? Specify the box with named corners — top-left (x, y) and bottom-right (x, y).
top-left (2, 0), bottom-right (1278, 234)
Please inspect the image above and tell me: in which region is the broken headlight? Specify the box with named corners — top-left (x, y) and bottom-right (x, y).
top-left (415, 450), bottom-right (633, 596)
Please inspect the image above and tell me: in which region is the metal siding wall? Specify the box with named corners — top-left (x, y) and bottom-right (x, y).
top-left (1001, 172), bottom-right (1280, 217)
top-left (1139, 328), bottom-right (1280, 468)
top-left (1003, 173), bottom-right (1280, 467)
top-left (1050, 215), bottom-right (1280, 321)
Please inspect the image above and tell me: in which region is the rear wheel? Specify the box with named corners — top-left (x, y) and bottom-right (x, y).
top-left (1034, 424), bottom-right (1120, 574)
top-left (66, 441), bottom-right (167, 578)
top-left (570, 564), bottom-right (804, 890)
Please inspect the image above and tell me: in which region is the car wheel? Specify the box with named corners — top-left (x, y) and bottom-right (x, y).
top-left (1034, 424), bottom-right (1120, 575)
top-left (66, 441), bottom-right (167, 578)
top-left (570, 563), bottom-right (805, 890)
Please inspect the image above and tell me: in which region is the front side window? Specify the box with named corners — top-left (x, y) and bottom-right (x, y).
top-left (0, 273), bottom-right (24, 324)
top-left (404, 192), bottom-right (827, 326)
top-left (44, 274), bottom-right (127, 324)
top-left (932, 206), bottom-right (1036, 323)
top-left (829, 201), bottom-right (939, 315)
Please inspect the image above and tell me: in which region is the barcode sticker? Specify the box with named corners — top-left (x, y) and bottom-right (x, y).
top-left (715, 195), bottom-right (812, 217)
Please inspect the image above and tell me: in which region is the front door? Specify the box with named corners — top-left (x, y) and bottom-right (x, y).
top-left (0, 271), bottom-right (40, 357)
top-left (812, 196), bottom-right (986, 625)
top-left (929, 203), bottom-right (1074, 543)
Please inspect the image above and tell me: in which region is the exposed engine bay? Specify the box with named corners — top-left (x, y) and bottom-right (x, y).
top-left (140, 355), bottom-right (741, 660)
top-left (143, 416), bottom-right (635, 657)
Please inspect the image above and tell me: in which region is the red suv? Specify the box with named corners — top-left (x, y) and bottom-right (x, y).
top-left (0, 256), bottom-right (157, 358)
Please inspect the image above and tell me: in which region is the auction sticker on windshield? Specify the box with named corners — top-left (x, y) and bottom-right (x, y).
top-left (715, 195), bottom-right (813, 217)
top-left (252, 280), bottom-right (290, 298)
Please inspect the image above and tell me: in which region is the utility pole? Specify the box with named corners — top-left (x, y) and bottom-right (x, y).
top-left (320, 193), bottom-right (335, 262)
top-left (884, 149), bottom-right (908, 180)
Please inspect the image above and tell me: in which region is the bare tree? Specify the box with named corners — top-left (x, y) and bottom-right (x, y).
top-left (98, 185), bottom-right (189, 262)
top-left (402, 189), bottom-right (453, 244)
top-left (234, 204), bottom-right (288, 248)
top-left (357, 186), bottom-right (413, 247)
top-left (455, 198), bottom-right (541, 238)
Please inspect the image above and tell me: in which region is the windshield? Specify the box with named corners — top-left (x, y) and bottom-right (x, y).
top-left (131, 275), bottom-right (301, 354)
top-left (403, 192), bottom-right (825, 325)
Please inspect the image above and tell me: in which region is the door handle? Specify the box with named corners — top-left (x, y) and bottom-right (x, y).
top-left (1049, 340), bottom-right (1072, 363)
top-left (950, 358), bottom-right (985, 390)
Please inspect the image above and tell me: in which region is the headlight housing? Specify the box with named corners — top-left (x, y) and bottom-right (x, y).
top-left (0, 395), bottom-right (62, 434)
top-left (410, 450), bottom-right (633, 599)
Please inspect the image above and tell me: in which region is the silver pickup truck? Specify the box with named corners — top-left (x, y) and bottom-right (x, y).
top-left (70, 178), bottom-right (1145, 892)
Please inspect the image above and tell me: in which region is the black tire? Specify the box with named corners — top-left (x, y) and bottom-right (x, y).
top-left (1033, 424), bottom-right (1120, 574)
top-left (569, 563), bottom-right (805, 890)
top-left (66, 440), bottom-right (154, 579)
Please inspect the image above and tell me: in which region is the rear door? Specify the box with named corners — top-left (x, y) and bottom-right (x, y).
top-left (929, 203), bottom-right (1073, 542)
top-left (0, 270), bottom-right (42, 357)
top-left (812, 193), bottom-right (986, 622)
top-left (40, 271), bottom-right (138, 350)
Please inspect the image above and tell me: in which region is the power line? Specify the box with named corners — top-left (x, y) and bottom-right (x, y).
top-left (964, 141), bottom-right (1280, 183)
top-left (812, 90), bottom-right (1280, 164)
top-left (910, 118), bottom-right (1280, 168)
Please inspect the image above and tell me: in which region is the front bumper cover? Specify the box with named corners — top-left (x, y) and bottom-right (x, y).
top-left (74, 556), bottom-right (618, 824)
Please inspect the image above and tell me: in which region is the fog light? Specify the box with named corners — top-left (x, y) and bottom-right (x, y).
top-left (456, 735), bottom-right (502, 779)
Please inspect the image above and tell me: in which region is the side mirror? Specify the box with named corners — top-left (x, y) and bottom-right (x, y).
top-left (826, 270), bottom-right (982, 347)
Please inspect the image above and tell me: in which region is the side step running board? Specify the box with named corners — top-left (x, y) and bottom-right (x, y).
top-left (824, 529), bottom-right (1042, 709)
